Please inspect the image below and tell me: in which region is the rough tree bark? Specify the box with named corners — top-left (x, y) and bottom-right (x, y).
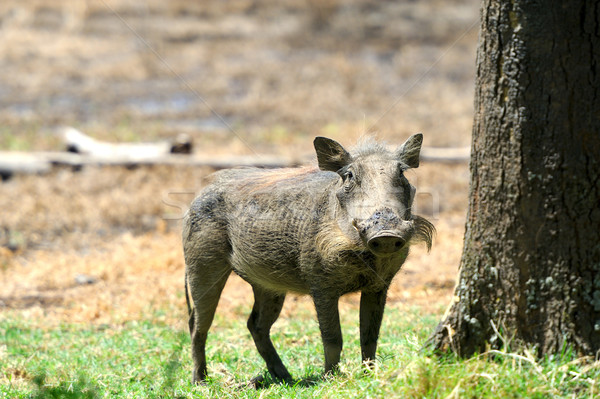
top-left (428, 0), bottom-right (600, 357)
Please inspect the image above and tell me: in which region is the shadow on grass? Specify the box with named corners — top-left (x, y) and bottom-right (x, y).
top-left (30, 374), bottom-right (99, 399)
top-left (28, 331), bottom-right (190, 399)
top-left (149, 331), bottom-right (189, 399)
top-left (241, 371), bottom-right (328, 390)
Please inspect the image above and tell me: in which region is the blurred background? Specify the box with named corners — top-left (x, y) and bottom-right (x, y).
top-left (1, 0), bottom-right (478, 326)
top-left (0, 0), bottom-right (477, 152)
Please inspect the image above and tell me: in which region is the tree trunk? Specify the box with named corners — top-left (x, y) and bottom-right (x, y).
top-left (428, 0), bottom-right (600, 357)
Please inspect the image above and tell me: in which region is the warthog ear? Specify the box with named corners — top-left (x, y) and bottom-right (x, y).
top-left (314, 136), bottom-right (353, 172)
top-left (396, 133), bottom-right (423, 168)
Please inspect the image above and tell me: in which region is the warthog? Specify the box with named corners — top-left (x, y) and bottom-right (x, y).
top-left (183, 134), bottom-right (434, 384)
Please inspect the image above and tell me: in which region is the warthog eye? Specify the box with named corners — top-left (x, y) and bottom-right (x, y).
top-left (342, 170), bottom-right (356, 192)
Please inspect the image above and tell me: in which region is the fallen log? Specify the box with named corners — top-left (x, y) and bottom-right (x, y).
top-left (0, 152), bottom-right (51, 180)
top-left (0, 128), bottom-right (470, 179)
top-left (0, 151), bottom-right (302, 178)
top-left (62, 128), bottom-right (471, 164)
top-left (62, 127), bottom-right (192, 158)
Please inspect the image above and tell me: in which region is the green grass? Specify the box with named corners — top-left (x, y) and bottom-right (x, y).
top-left (0, 124), bottom-right (47, 151)
top-left (1, 306), bottom-right (599, 398)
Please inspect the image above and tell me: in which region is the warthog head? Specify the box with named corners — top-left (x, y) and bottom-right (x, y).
top-left (314, 134), bottom-right (433, 257)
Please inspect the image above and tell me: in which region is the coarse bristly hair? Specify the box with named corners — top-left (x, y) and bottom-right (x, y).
top-left (350, 136), bottom-right (394, 159)
top-left (315, 221), bottom-right (364, 262)
top-left (411, 215), bottom-right (436, 252)
top-left (236, 166), bottom-right (320, 195)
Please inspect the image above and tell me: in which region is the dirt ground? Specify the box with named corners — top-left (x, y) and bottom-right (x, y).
top-left (0, 0), bottom-right (478, 330)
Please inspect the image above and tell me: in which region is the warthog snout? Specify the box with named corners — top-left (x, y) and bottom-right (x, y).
top-left (352, 207), bottom-right (410, 256)
top-left (367, 233), bottom-right (406, 255)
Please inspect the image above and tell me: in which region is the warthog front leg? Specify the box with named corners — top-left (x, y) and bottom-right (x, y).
top-left (312, 291), bottom-right (342, 374)
top-left (359, 289), bottom-right (388, 368)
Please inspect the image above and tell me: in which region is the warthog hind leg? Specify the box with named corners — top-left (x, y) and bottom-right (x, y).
top-left (247, 285), bottom-right (292, 383)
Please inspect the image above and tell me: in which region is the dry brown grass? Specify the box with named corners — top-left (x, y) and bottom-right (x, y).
top-left (1, 161), bottom-right (468, 328)
top-left (0, 217), bottom-right (463, 329)
top-left (0, 0), bottom-right (477, 327)
top-left (0, 165), bottom-right (208, 251)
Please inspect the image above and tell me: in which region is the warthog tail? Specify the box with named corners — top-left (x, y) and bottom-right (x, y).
top-left (185, 270), bottom-right (195, 334)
